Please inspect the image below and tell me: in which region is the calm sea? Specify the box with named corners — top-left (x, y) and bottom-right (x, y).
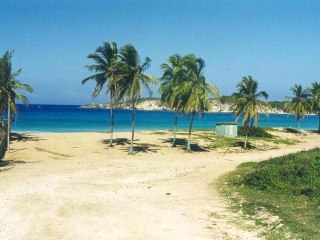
top-left (10, 104), bottom-right (319, 132)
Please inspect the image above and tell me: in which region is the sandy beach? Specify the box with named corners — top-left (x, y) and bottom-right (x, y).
top-left (0, 130), bottom-right (320, 240)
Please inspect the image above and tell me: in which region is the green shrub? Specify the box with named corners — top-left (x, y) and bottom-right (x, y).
top-left (222, 148), bottom-right (320, 238)
top-left (238, 126), bottom-right (272, 138)
top-left (240, 149), bottom-right (320, 197)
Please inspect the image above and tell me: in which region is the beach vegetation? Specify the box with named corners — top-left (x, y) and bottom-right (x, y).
top-left (191, 129), bottom-right (297, 150)
top-left (159, 54), bottom-right (186, 146)
top-left (219, 148), bottom-right (320, 239)
top-left (268, 101), bottom-right (286, 111)
top-left (238, 126), bottom-right (272, 138)
top-left (231, 75), bottom-right (270, 148)
top-left (159, 54), bottom-right (219, 152)
top-left (116, 44), bottom-right (156, 154)
top-left (180, 54), bottom-right (220, 151)
top-left (220, 95), bottom-right (237, 104)
top-left (285, 84), bottom-right (311, 130)
top-left (82, 41), bottom-right (119, 147)
top-left (0, 51), bottom-right (33, 151)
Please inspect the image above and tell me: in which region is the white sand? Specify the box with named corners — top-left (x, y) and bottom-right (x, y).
top-left (0, 130), bottom-right (319, 240)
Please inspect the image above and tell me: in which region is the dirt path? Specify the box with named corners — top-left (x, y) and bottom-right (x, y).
top-left (0, 131), bottom-right (319, 240)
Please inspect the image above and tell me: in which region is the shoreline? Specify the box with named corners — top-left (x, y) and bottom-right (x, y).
top-left (12, 126), bottom-right (318, 134)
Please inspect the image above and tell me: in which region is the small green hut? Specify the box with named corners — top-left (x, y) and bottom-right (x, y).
top-left (216, 122), bottom-right (238, 137)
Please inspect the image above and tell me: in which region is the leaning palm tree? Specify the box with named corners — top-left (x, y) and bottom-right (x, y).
top-left (181, 54), bottom-right (219, 152)
top-left (285, 84), bottom-right (311, 130)
top-left (307, 82), bottom-right (320, 131)
top-left (116, 44), bottom-right (155, 154)
top-left (82, 42), bottom-right (119, 147)
top-left (159, 54), bottom-right (186, 146)
top-left (231, 75), bottom-right (270, 148)
top-left (0, 51), bottom-right (34, 151)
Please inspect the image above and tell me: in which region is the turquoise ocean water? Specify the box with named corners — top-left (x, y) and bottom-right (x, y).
top-left (10, 104), bottom-right (319, 132)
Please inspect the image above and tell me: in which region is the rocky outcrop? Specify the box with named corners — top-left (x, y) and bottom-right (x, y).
top-left (80, 98), bottom-right (285, 113)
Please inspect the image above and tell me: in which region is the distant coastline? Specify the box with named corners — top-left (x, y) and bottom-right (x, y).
top-left (80, 97), bottom-right (287, 114)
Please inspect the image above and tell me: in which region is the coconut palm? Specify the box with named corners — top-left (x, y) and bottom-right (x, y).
top-left (116, 44), bottom-right (155, 154)
top-left (231, 76), bottom-right (270, 126)
top-left (0, 51), bottom-right (34, 151)
top-left (285, 84), bottom-right (311, 129)
top-left (82, 42), bottom-right (119, 146)
top-left (181, 54), bottom-right (219, 152)
top-left (308, 82), bottom-right (320, 131)
top-left (231, 76), bottom-right (270, 148)
top-left (159, 54), bottom-right (186, 146)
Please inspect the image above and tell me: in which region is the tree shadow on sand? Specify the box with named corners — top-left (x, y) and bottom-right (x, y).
top-left (120, 143), bottom-right (160, 154)
top-left (101, 138), bottom-right (130, 146)
top-left (232, 141), bottom-right (255, 149)
top-left (162, 138), bottom-right (209, 152)
top-left (101, 138), bottom-right (160, 154)
top-left (0, 159), bottom-right (28, 172)
top-left (11, 132), bottom-right (43, 142)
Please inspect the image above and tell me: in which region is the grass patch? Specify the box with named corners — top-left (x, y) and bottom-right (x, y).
top-left (219, 148), bottom-right (320, 239)
top-left (253, 136), bottom-right (298, 145)
top-left (193, 130), bottom-right (297, 150)
top-left (151, 129), bottom-right (298, 151)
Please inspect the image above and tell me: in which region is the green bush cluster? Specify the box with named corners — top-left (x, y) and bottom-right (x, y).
top-left (236, 148), bottom-right (320, 197)
top-left (238, 126), bottom-right (272, 138)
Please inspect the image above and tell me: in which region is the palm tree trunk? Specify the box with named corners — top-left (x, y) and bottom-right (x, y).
top-left (250, 117), bottom-right (254, 127)
top-left (109, 92), bottom-right (114, 147)
top-left (172, 111), bottom-right (178, 147)
top-left (7, 96), bottom-right (10, 152)
top-left (129, 99), bottom-right (135, 155)
top-left (244, 131), bottom-right (248, 149)
top-left (298, 118), bottom-right (301, 130)
top-left (187, 111), bottom-right (195, 152)
top-left (318, 113), bottom-right (320, 131)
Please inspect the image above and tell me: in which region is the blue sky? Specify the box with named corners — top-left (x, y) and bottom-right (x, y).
top-left (0, 0), bottom-right (319, 105)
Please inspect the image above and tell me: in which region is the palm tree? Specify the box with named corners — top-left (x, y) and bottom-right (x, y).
top-left (82, 42), bottom-right (119, 146)
top-left (231, 75), bottom-right (270, 148)
top-left (0, 51), bottom-right (34, 151)
top-left (159, 54), bottom-right (185, 146)
top-left (308, 82), bottom-right (320, 131)
top-left (116, 44), bottom-right (155, 154)
top-left (285, 84), bottom-right (311, 130)
top-left (181, 54), bottom-right (219, 152)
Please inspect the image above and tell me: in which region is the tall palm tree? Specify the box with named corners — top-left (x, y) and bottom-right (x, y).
top-left (285, 84), bottom-right (311, 129)
top-left (231, 76), bottom-right (270, 148)
top-left (181, 54), bottom-right (219, 152)
top-left (0, 51), bottom-right (34, 151)
top-left (308, 82), bottom-right (320, 131)
top-left (82, 42), bottom-right (119, 146)
top-left (116, 44), bottom-right (155, 154)
top-left (231, 76), bottom-right (270, 127)
top-left (159, 54), bottom-right (185, 146)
